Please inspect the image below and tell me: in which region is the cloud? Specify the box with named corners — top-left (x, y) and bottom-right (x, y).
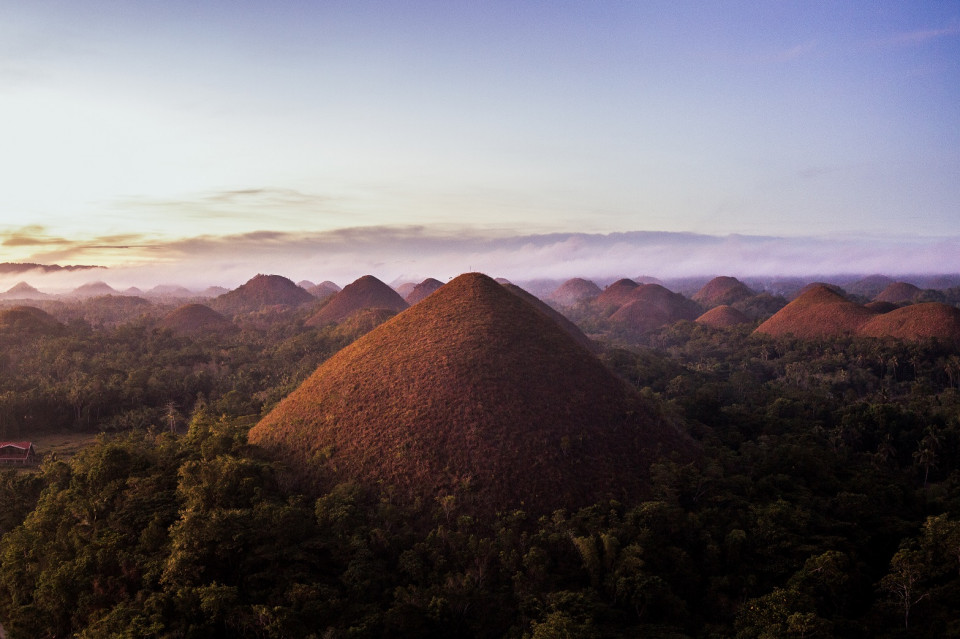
top-left (4, 225), bottom-right (960, 294)
top-left (884, 22), bottom-right (960, 46)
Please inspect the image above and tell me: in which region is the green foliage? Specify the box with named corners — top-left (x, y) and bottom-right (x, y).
top-left (1, 306), bottom-right (959, 637)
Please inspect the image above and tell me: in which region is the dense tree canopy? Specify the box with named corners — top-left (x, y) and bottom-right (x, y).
top-left (1, 302), bottom-right (959, 637)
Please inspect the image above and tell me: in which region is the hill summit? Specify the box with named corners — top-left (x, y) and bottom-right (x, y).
top-left (306, 275), bottom-right (409, 326)
top-left (250, 272), bottom-right (690, 514)
top-left (692, 276), bottom-right (754, 307)
top-left (210, 274), bottom-right (314, 316)
top-left (754, 284), bottom-right (876, 339)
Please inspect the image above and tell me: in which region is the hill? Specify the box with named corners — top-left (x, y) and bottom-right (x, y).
top-left (71, 281), bottom-right (117, 297)
top-left (0, 282), bottom-right (50, 300)
top-left (501, 282), bottom-right (599, 353)
top-left (593, 278), bottom-right (640, 311)
top-left (846, 274), bottom-right (894, 298)
top-left (754, 284), bottom-right (876, 339)
top-left (858, 303), bottom-right (960, 341)
top-left (210, 274), bottom-right (314, 316)
top-left (608, 284), bottom-right (701, 334)
top-left (696, 305), bottom-right (751, 328)
top-left (0, 306), bottom-right (64, 335)
top-left (549, 278), bottom-right (602, 306)
top-left (159, 304), bottom-right (236, 336)
top-left (404, 278), bottom-right (445, 304)
top-left (874, 282), bottom-right (923, 304)
top-left (250, 272), bottom-right (691, 515)
top-left (305, 275), bottom-right (408, 326)
top-left (692, 276), bottom-right (754, 307)
top-left (145, 285), bottom-right (194, 299)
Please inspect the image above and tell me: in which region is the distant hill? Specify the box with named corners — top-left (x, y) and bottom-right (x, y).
top-left (754, 285), bottom-right (876, 339)
top-left (404, 278), bottom-right (444, 304)
top-left (210, 274), bottom-right (315, 316)
top-left (305, 275), bottom-right (408, 326)
top-left (199, 286), bottom-right (230, 298)
top-left (859, 303), bottom-right (960, 341)
top-left (0, 282), bottom-right (50, 300)
top-left (159, 304), bottom-right (236, 336)
top-left (0, 306), bottom-right (63, 335)
top-left (593, 278), bottom-right (640, 310)
top-left (145, 285), bottom-right (194, 298)
top-left (696, 305), bottom-right (751, 328)
top-left (846, 275), bottom-right (894, 298)
top-left (250, 272), bottom-right (692, 515)
top-left (549, 278), bottom-right (601, 306)
top-left (874, 282), bottom-right (923, 304)
top-left (609, 284), bottom-right (701, 334)
top-left (71, 281), bottom-right (118, 298)
top-left (692, 276), bottom-right (754, 307)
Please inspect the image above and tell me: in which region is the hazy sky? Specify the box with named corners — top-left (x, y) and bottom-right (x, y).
top-left (1, 1), bottom-right (958, 284)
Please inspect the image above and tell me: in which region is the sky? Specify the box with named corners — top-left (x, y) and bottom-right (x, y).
top-left (1, 1), bottom-right (958, 288)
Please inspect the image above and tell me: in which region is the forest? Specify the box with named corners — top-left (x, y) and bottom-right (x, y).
top-left (1, 291), bottom-right (959, 638)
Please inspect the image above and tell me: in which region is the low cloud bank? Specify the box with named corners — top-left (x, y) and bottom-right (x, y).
top-left (2, 226), bottom-right (959, 293)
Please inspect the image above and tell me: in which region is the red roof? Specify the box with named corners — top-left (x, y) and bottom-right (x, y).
top-left (0, 441), bottom-right (34, 459)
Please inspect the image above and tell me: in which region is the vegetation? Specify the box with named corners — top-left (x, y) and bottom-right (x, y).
top-left (1, 277), bottom-right (959, 637)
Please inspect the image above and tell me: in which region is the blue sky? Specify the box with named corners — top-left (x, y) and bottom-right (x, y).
top-left (1, 1), bottom-right (958, 284)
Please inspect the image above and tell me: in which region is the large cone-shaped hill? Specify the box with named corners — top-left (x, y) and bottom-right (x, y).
top-left (306, 275), bottom-right (409, 326)
top-left (0, 306), bottom-right (63, 336)
top-left (858, 303), bottom-right (960, 341)
top-left (250, 273), bottom-right (690, 514)
top-left (874, 282), bottom-right (923, 304)
top-left (405, 278), bottom-right (444, 304)
top-left (692, 276), bottom-right (755, 307)
top-left (211, 274), bottom-right (314, 316)
top-left (609, 284), bottom-right (701, 334)
top-left (755, 284), bottom-right (876, 339)
top-left (159, 304), bottom-right (237, 336)
top-left (549, 278), bottom-right (602, 306)
top-left (696, 305), bottom-right (751, 328)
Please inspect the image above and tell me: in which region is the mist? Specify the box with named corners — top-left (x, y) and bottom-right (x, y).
top-left (3, 228), bottom-right (959, 294)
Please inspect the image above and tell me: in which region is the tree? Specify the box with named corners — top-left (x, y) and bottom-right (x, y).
top-left (880, 548), bottom-right (928, 631)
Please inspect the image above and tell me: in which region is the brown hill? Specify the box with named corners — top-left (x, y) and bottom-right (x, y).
top-left (609, 284), bottom-right (701, 334)
top-left (159, 304), bottom-right (236, 336)
top-left (0, 306), bottom-right (63, 335)
top-left (858, 303), bottom-right (960, 341)
top-left (754, 285), bottom-right (876, 339)
top-left (250, 272), bottom-right (691, 515)
top-left (874, 282), bottom-right (923, 304)
top-left (549, 278), bottom-right (602, 306)
top-left (501, 282), bottom-right (599, 353)
top-left (696, 305), bottom-right (751, 328)
top-left (305, 275), bottom-right (408, 326)
top-left (692, 276), bottom-right (754, 307)
top-left (210, 274), bottom-right (315, 316)
top-left (405, 278), bottom-right (445, 304)
top-left (594, 278), bottom-right (640, 311)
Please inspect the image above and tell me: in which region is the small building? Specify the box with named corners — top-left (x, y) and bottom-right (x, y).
top-left (0, 441), bottom-right (37, 466)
